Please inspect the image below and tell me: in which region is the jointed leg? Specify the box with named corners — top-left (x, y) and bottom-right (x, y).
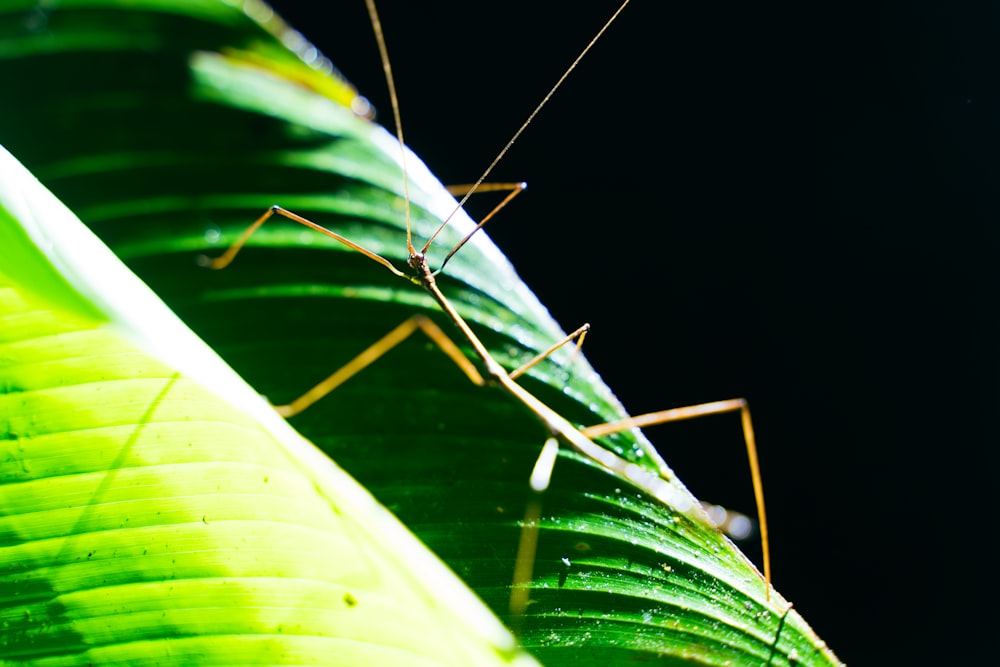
top-left (274, 314), bottom-right (486, 418)
top-left (199, 205), bottom-right (406, 279)
top-left (274, 317), bottom-right (593, 418)
top-left (445, 182), bottom-right (528, 198)
top-left (509, 323), bottom-right (590, 380)
top-left (581, 398), bottom-right (771, 593)
top-left (432, 182), bottom-right (527, 272)
top-left (508, 434), bottom-right (561, 620)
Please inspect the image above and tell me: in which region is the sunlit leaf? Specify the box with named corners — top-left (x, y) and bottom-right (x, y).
top-left (0, 144), bottom-right (538, 666)
top-left (0, 1), bottom-right (843, 664)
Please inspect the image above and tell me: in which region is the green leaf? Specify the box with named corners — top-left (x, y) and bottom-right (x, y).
top-left (0, 1), bottom-right (843, 665)
top-left (0, 145), bottom-right (539, 665)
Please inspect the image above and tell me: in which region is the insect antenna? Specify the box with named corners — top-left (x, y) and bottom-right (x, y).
top-left (421, 0), bottom-right (634, 275)
top-left (364, 0), bottom-right (416, 256)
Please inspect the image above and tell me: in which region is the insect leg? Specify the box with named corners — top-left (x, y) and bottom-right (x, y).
top-left (582, 399), bottom-right (771, 593)
top-left (275, 314), bottom-right (487, 418)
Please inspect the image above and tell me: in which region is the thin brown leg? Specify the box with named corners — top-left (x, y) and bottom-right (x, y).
top-left (581, 398), bottom-right (771, 597)
top-left (275, 314), bottom-right (485, 418)
top-left (200, 205), bottom-right (406, 278)
top-left (508, 432), bottom-right (561, 621)
top-left (509, 323), bottom-right (590, 380)
top-left (509, 478), bottom-right (547, 622)
top-left (445, 182), bottom-right (528, 197)
top-left (432, 182), bottom-right (527, 272)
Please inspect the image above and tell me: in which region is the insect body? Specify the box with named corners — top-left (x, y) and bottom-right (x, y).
top-left (205, 0), bottom-right (775, 621)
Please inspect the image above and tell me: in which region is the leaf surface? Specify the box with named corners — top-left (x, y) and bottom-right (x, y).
top-left (0, 1), bottom-right (843, 665)
top-left (0, 145), bottom-right (539, 665)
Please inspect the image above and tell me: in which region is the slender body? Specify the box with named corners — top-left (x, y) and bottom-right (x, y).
top-left (208, 0), bottom-right (773, 613)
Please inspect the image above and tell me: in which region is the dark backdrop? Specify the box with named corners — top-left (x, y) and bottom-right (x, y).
top-left (266, 2), bottom-right (995, 663)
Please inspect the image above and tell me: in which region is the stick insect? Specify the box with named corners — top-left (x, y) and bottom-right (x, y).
top-left (203, 0), bottom-right (773, 615)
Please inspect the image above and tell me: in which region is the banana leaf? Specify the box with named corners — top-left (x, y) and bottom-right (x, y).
top-left (0, 144), bottom-right (538, 665)
top-left (0, 1), bottom-right (842, 665)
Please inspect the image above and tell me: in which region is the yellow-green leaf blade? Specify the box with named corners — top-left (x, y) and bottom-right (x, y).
top-left (0, 145), bottom-right (537, 667)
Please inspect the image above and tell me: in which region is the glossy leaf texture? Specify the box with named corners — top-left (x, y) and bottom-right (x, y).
top-left (0, 1), bottom-right (842, 665)
top-left (0, 145), bottom-right (538, 665)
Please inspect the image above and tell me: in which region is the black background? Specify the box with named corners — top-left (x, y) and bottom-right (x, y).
top-left (268, 1), bottom-right (994, 663)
